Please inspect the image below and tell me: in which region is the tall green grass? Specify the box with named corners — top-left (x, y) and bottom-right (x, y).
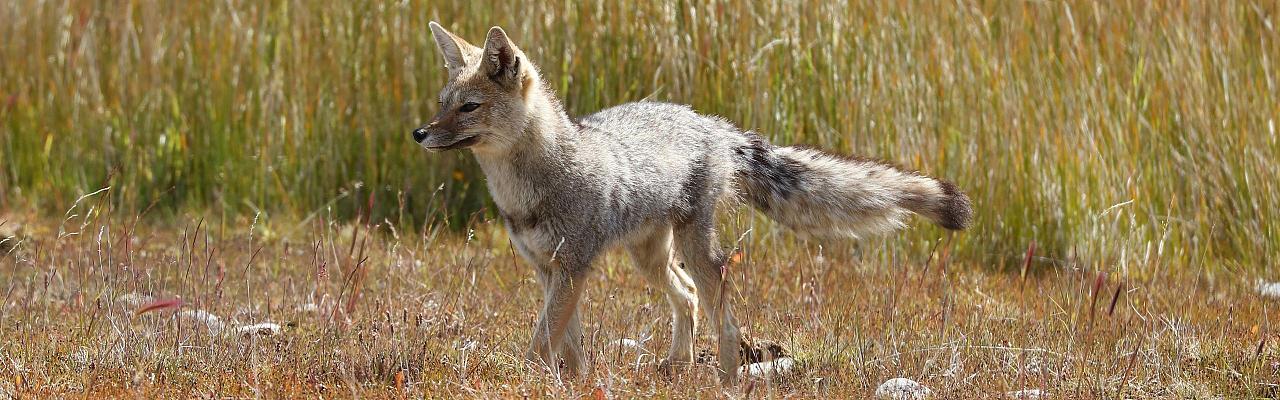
top-left (2, 1), bottom-right (1277, 272)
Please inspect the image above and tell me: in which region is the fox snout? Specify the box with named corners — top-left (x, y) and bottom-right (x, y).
top-left (412, 115), bottom-right (449, 143)
top-left (410, 122), bottom-right (445, 147)
top-left (411, 120), bottom-right (480, 151)
top-left (411, 127), bottom-right (430, 143)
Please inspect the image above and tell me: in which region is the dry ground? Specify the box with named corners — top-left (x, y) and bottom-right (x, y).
top-left (0, 208), bottom-right (1274, 399)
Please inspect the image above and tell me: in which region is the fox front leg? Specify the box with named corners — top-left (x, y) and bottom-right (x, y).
top-left (526, 265), bottom-right (590, 378)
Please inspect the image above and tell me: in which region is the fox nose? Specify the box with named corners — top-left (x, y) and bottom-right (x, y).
top-left (412, 128), bottom-right (429, 143)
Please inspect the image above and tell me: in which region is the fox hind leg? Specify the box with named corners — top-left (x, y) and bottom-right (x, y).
top-left (626, 225), bottom-right (698, 374)
top-left (673, 217), bottom-right (743, 386)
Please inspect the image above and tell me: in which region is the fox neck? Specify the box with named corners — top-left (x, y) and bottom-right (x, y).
top-left (471, 80), bottom-right (575, 216)
top-left (474, 78), bottom-right (573, 158)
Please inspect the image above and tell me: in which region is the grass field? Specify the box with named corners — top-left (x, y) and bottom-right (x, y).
top-left (2, 0), bottom-right (1278, 398)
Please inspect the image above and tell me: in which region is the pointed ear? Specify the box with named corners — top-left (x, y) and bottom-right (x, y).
top-left (482, 26), bottom-right (522, 89)
top-left (429, 21), bottom-right (473, 79)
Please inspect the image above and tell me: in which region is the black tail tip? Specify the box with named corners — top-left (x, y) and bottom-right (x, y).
top-left (936, 181), bottom-right (973, 230)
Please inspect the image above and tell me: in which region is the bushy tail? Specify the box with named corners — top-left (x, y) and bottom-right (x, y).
top-left (734, 134), bottom-right (972, 238)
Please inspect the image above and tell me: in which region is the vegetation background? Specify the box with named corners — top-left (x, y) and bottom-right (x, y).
top-left (1, 0), bottom-right (1277, 398)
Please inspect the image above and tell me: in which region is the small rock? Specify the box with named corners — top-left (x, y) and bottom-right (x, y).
top-left (613, 338), bottom-right (644, 348)
top-left (740, 357), bottom-right (795, 380)
top-left (606, 338), bottom-right (650, 354)
top-left (1007, 389), bottom-right (1046, 399)
top-left (177, 309), bottom-right (224, 334)
top-left (1257, 281), bottom-right (1280, 299)
top-left (235, 322), bottom-right (281, 337)
top-left (875, 377), bottom-right (931, 400)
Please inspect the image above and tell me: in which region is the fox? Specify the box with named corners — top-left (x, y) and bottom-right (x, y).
top-left (412, 22), bottom-right (972, 386)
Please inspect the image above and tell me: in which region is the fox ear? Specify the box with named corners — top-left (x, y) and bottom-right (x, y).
top-left (429, 21), bottom-right (474, 79)
top-left (482, 26), bottom-right (522, 89)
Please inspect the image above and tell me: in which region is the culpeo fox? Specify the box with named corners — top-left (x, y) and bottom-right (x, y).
top-left (413, 22), bottom-right (972, 386)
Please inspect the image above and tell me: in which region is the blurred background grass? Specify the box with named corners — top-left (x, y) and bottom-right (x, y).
top-left (1, 0), bottom-right (1276, 273)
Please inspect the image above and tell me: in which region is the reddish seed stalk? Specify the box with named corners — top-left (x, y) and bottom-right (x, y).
top-left (1089, 271), bottom-right (1106, 325)
top-left (1107, 283), bottom-right (1123, 317)
top-left (135, 298), bottom-right (184, 315)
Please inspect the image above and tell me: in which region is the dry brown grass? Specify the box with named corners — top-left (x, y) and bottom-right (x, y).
top-left (1, 202), bottom-right (1274, 399)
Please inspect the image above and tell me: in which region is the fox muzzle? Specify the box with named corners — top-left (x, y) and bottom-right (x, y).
top-left (412, 128), bottom-right (430, 143)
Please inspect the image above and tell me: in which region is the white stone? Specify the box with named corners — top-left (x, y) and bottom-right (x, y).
top-left (606, 338), bottom-right (650, 354)
top-left (1257, 281), bottom-right (1280, 299)
top-left (875, 377), bottom-right (931, 400)
top-left (1007, 389), bottom-right (1047, 399)
top-left (740, 357), bottom-right (795, 379)
top-left (235, 322), bottom-right (282, 336)
top-left (177, 309), bottom-right (224, 334)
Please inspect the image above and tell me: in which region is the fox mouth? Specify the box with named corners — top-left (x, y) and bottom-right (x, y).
top-left (423, 134), bottom-right (480, 151)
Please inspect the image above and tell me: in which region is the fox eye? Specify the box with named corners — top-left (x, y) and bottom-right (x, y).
top-left (459, 102), bottom-right (481, 113)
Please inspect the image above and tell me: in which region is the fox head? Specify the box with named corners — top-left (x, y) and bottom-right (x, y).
top-left (412, 22), bottom-right (549, 153)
